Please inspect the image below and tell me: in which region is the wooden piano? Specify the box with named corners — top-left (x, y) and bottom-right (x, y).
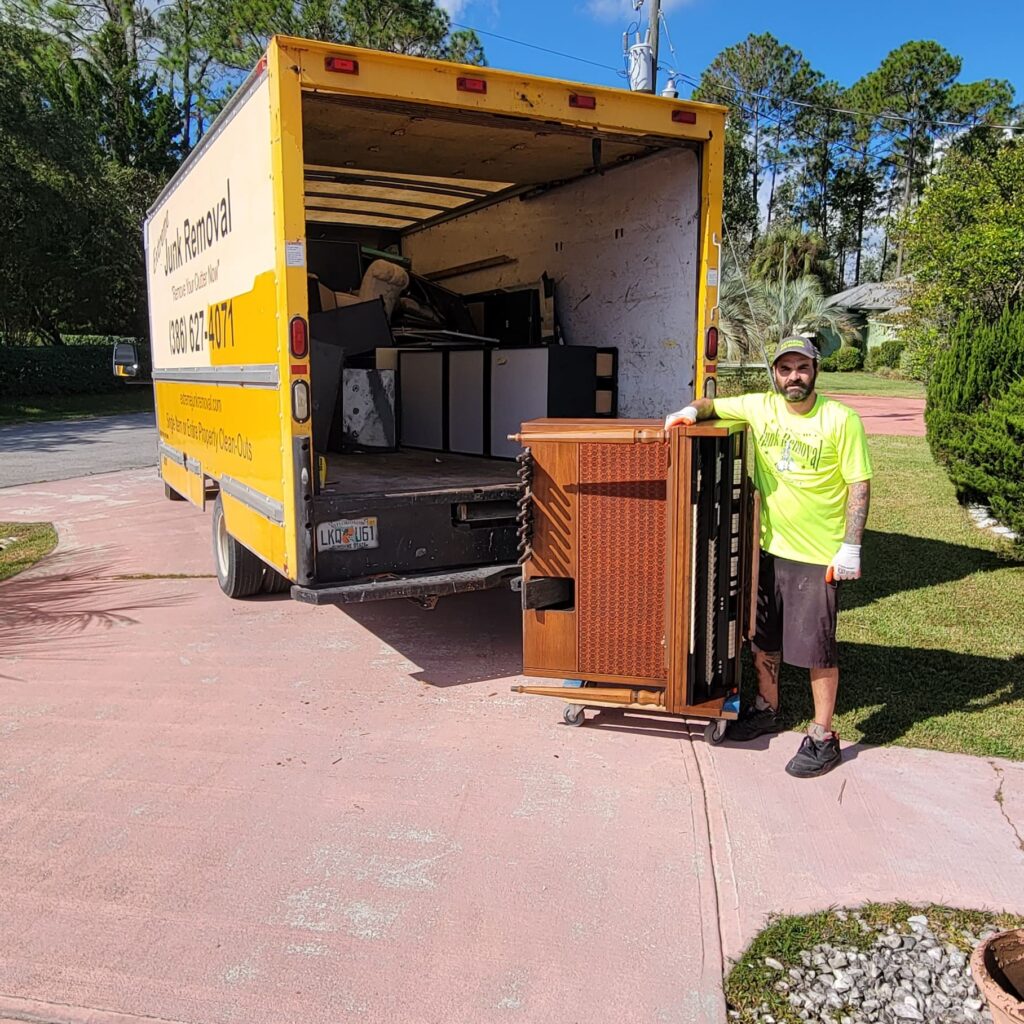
top-left (509, 418), bottom-right (756, 740)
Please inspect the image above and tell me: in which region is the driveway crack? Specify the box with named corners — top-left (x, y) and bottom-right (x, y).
top-left (991, 761), bottom-right (1024, 855)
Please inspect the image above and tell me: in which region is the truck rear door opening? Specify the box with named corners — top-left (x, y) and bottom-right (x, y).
top-left (140, 38), bottom-right (725, 607)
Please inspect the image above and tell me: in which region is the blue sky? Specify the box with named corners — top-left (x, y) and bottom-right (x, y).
top-left (441, 0), bottom-right (1023, 101)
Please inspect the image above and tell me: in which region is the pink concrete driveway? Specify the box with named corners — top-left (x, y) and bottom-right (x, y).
top-left (1, 470), bottom-right (1022, 1024)
top-left (824, 393), bottom-right (926, 436)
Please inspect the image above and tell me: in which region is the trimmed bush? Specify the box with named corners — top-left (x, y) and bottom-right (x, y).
top-left (0, 343), bottom-right (149, 398)
top-left (865, 339), bottom-right (907, 372)
top-left (716, 365), bottom-right (772, 397)
top-left (821, 345), bottom-right (864, 372)
top-left (927, 305), bottom-right (1024, 545)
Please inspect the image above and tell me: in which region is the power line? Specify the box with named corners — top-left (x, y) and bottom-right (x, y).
top-left (449, 22), bottom-right (621, 76)
top-left (452, 18), bottom-right (1022, 135)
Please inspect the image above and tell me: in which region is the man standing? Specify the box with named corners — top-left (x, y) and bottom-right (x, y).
top-left (665, 337), bottom-right (872, 778)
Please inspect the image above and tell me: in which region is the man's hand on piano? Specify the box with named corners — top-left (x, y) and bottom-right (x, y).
top-left (664, 405), bottom-right (698, 429)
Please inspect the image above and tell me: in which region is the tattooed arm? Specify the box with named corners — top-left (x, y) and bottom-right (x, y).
top-left (844, 481), bottom-right (871, 545)
top-left (828, 481), bottom-right (871, 580)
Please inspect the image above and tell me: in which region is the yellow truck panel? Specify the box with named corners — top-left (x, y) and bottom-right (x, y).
top-left (140, 37), bottom-right (726, 605)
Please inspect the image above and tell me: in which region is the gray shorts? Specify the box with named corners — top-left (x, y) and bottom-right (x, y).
top-left (752, 552), bottom-right (839, 669)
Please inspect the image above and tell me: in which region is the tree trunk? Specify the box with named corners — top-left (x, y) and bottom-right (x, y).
top-left (33, 308), bottom-right (64, 346)
top-left (895, 119), bottom-right (918, 277)
top-left (766, 119), bottom-right (783, 229)
top-left (752, 104), bottom-right (761, 239)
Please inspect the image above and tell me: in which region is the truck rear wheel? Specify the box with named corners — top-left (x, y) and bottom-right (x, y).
top-left (262, 567), bottom-right (292, 594)
top-left (212, 494), bottom-right (264, 598)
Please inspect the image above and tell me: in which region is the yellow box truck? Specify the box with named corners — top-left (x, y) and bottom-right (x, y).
top-left (121, 36), bottom-right (726, 606)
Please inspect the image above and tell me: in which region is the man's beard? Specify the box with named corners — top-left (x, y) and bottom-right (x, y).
top-left (777, 368), bottom-right (817, 403)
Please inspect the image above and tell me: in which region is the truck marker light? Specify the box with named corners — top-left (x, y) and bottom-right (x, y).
top-left (672, 109), bottom-right (698, 124)
top-left (292, 380), bottom-right (310, 423)
top-left (289, 315), bottom-right (308, 359)
top-left (457, 76), bottom-right (487, 94)
top-left (569, 94), bottom-right (597, 110)
top-left (705, 325), bottom-right (719, 361)
top-left (291, 363), bottom-right (307, 376)
top-left (325, 56), bottom-right (359, 74)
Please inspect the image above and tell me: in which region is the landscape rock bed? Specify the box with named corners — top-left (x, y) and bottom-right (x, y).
top-left (731, 910), bottom-right (1002, 1024)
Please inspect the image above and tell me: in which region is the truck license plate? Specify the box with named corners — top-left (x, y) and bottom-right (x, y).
top-left (317, 517), bottom-right (379, 551)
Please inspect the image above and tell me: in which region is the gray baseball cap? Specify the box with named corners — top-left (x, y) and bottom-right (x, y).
top-left (771, 336), bottom-right (820, 364)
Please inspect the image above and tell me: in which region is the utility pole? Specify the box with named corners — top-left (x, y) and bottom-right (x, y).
top-left (647, 0), bottom-right (661, 94)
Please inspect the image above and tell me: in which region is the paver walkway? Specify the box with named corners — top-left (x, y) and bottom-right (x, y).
top-left (1, 467), bottom-right (1021, 1024)
top-left (824, 393), bottom-right (926, 436)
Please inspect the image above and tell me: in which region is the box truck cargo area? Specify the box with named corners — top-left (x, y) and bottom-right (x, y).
top-left (139, 39), bottom-right (724, 606)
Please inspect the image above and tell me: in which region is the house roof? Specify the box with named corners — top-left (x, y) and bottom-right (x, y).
top-left (827, 281), bottom-right (908, 311)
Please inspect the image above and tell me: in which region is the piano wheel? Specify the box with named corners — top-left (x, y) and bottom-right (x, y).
top-left (705, 719), bottom-right (727, 745)
top-left (563, 704), bottom-right (586, 727)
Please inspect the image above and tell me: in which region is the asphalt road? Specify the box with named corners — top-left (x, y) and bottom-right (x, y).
top-left (0, 412), bottom-right (157, 489)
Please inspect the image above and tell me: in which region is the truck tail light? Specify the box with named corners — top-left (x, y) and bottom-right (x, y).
top-left (289, 315), bottom-right (308, 359)
top-left (292, 380), bottom-right (310, 423)
top-left (325, 56), bottom-right (359, 74)
top-left (705, 325), bottom-right (719, 361)
top-left (457, 76), bottom-right (487, 94)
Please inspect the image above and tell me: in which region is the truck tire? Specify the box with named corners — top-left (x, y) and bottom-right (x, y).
top-left (262, 566), bottom-right (292, 594)
top-left (211, 494), bottom-right (264, 598)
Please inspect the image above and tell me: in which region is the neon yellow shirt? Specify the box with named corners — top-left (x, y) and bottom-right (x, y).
top-left (712, 392), bottom-right (873, 565)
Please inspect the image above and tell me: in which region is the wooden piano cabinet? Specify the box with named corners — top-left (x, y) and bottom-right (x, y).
top-left (512, 418), bottom-right (753, 724)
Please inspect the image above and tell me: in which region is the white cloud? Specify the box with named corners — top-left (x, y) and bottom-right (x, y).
top-left (587, 0), bottom-right (692, 21)
top-left (437, 0), bottom-right (471, 15)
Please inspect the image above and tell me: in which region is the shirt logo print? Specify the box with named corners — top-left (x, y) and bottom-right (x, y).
top-left (775, 440), bottom-right (796, 473)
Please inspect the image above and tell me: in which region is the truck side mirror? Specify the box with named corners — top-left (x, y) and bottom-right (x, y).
top-left (112, 341), bottom-right (139, 378)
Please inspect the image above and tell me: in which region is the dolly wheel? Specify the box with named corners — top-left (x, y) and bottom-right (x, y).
top-left (563, 704), bottom-right (586, 727)
top-left (705, 719), bottom-right (728, 745)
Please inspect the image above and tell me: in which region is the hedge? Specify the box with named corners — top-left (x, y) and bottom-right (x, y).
top-left (821, 345), bottom-right (864, 372)
top-left (0, 343), bottom-right (150, 398)
top-left (865, 339), bottom-right (906, 372)
top-left (926, 305), bottom-right (1024, 544)
top-left (716, 364), bottom-right (772, 397)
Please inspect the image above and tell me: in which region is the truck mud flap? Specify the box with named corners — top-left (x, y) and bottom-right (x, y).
top-left (290, 563), bottom-right (520, 605)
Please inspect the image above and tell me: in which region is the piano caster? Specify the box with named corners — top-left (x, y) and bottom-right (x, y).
top-left (705, 719), bottom-right (727, 745)
top-left (563, 704), bottom-right (586, 727)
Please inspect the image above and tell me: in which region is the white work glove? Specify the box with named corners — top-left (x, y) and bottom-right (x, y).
top-left (827, 543), bottom-right (862, 582)
top-left (664, 405), bottom-right (698, 430)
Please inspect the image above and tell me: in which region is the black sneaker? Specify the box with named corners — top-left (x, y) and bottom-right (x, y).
top-left (726, 704), bottom-right (783, 741)
top-left (785, 733), bottom-right (842, 778)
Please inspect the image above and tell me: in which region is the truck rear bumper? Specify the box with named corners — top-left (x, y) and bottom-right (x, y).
top-left (291, 563), bottom-right (520, 605)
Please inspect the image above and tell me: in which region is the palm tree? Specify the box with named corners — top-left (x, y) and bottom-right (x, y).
top-left (749, 224), bottom-right (836, 291)
top-left (720, 265), bottom-right (858, 363)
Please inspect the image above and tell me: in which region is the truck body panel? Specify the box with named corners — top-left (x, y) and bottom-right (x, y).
top-left (142, 38), bottom-right (726, 604)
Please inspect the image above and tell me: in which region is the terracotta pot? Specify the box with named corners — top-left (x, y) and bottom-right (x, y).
top-left (971, 929), bottom-right (1024, 1024)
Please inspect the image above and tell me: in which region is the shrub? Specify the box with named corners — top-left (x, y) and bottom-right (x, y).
top-left (899, 326), bottom-right (943, 382)
top-left (865, 339), bottom-right (907, 372)
top-left (0, 342), bottom-right (149, 398)
top-left (821, 345), bottom-right (864, 372)
top-left (927, 305), bottom-right (1024, 547)
top-left (716, 365), bottom-right (772, 397)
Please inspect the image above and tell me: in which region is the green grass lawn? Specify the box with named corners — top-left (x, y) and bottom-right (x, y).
top-left (726, 904), bottom-right (1024, 1023)
top-left (771, 434), bottom-right (1024, 760)
top-left (0, 387), bottom-right (154, 425)
top-left (0, 522), bottom-right (58, 582)
top-left (818, 371), bottom-right (925, 398)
